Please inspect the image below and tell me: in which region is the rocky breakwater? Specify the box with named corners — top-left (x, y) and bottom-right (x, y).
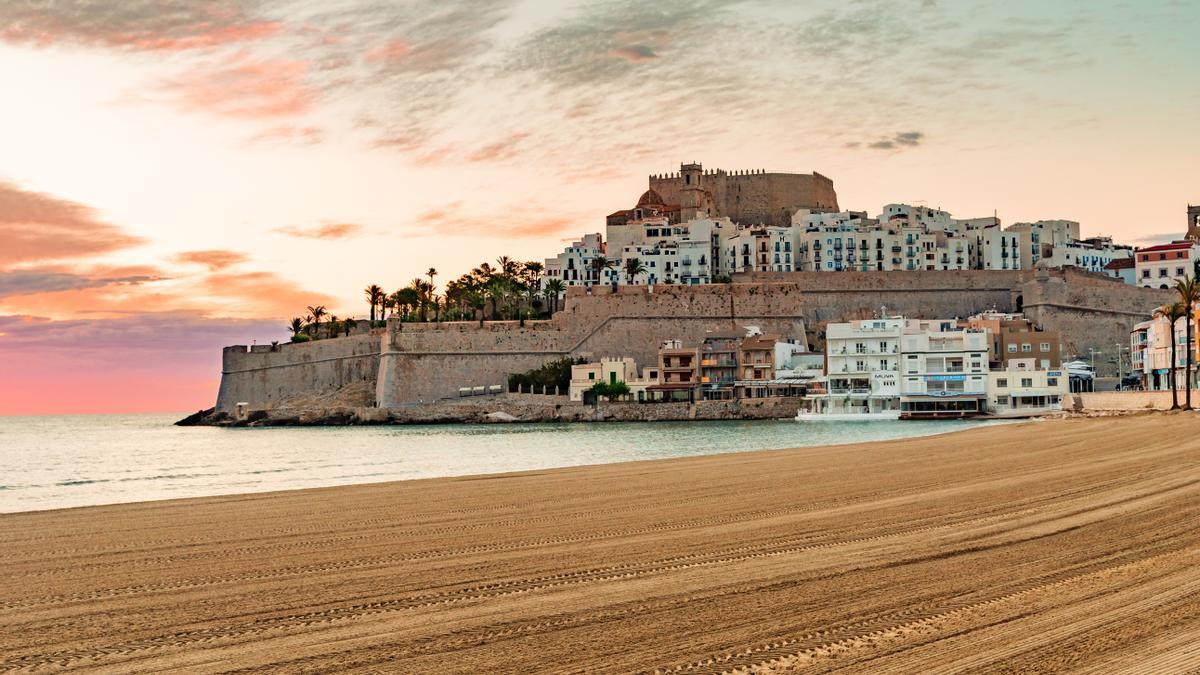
top-left (177, 395), bottom-right (804, 427)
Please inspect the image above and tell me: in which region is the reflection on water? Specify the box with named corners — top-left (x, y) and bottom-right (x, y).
top-left (0, 413), bottom-right (1002, 513)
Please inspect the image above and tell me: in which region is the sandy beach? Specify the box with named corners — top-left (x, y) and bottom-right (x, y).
top-left (3, 414), bottom-right (1200, 673)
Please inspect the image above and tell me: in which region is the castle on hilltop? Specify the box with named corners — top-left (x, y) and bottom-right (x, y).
top-left (607, 163), bottom-right (839, 228)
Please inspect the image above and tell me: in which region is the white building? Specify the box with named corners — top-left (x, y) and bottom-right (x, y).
top-left (1135, 241), bottom-right (1200, 289)
top-left (975, 227), bottom-right (1024, 271)
top-left (899, 320), bottom-right (990, 418)
top-left (802, 318), bottom-right (903, 419)
top-left (543, 233), bottom-right (604, 288)
top-left (568, 357), bottom-right (660, 402)
top-left (1130, 310), bottom-right (1199, 391)
top-left (986, 359), bottom-right (1068, 417)
top-left (1038, 237), bottom-right (1133, 275)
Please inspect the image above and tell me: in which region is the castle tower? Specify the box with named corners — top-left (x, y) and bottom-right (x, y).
top-left (679, 163), bottom-right (705, 220)
top-left (1188, 205), bottom-right (1200, 243)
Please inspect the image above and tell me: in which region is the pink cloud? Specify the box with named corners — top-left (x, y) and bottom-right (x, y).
top-left (0, 180), bottom-right (144, 266)
top-left (468, 132), bottom-right (531, 163)
top-left (365, 39), bottom-right (412, 64)
top-left (0, 2), bottom-right (281, 52)
top-left (414, 201), bottom-right (574, 238)
top-left (272, 222), bottom-right (364, 239)
top-left (161, 54), bottom-right (318, 119)
top-left (248, 124), bottom-right (324, 145)
top-left (172, 249), bottom-right (249, 271)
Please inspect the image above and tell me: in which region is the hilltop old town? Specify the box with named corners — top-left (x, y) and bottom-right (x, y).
top-left (199, 164), bottom-right (1200, 426)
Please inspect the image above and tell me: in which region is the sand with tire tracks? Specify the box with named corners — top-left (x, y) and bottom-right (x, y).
top-left (2, 414), bottom-right (1200, 672)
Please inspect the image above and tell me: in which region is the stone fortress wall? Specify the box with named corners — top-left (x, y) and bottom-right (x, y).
top-left (214, 269), bottom-right (1171, 413)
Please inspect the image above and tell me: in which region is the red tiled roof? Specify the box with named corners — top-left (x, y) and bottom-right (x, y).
top-left (1103, 258), bottom-right (1134, 269)
top-left (1137, 241), bottom-right (1195, 253)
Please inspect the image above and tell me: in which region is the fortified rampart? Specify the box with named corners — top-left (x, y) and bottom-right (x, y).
top-left (213, 269), bottom-right (1171, 413)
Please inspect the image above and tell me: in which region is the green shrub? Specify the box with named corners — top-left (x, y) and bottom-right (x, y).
top-left (291, 333), bottom-right (312, 343)
top-left (508, 357), bottom-right (584, 392)
top-left (590, 380), bottom-right (630, 402)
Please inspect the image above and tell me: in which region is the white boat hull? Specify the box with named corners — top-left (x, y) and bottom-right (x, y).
top-left (795, 411), bottom-right (901, 422)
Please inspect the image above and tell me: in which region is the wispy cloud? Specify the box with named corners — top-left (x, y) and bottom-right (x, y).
top-left (0, 180), bottom-right (144, 266)
top-left (0, 0), bottom-right (281, 52)
top-left (273, 222), bottom-right (365, 239)
top-left (414, 201), bottom-right (575, 238)
top-left (158, 53), bottom-right (319, 119)
top-left (0, 266), bottom-right (161, 299)
top-left (172, 249), bottom-right (249, 270)
top-left (849, 131), bottom-right (926, 151)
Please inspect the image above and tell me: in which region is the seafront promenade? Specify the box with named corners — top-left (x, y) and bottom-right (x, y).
top-left (2, 413), bottom-right (1200, 672)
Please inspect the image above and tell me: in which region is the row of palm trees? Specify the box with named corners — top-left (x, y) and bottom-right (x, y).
top-left (364, 257), bottom-right (567, 327)
top-left (287, 305), bottom-right (357, 342)
top-left (1153, 275), bottom-right (1199, 409)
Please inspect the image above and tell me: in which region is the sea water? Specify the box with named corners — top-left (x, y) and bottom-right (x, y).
top-left (0, 414), bottom-right (1003, 513)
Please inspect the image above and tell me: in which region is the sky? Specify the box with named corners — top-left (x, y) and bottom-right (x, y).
top-left (0, 0), bottom-right (1197, 415)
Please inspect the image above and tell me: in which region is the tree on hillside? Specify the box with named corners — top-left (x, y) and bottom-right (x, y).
top-left (396, 287), bottom-right (420, 321)
top-left (544, 279), bottom-right (565, 316)
top-left (426, 267), bottom-right (438, 292)
top-left (1175, 276), bottom-right (1199, 409)
top-left (623, 257), bottom-right (646, 285)
top-left (306, 305), bottom-right (327, 336)
top-left (589, 255), bottom-right (614, 286)
top-left (364, 284), bottom-right (384, 323)
top-left (1155, 302), bottom-right (1188, 410)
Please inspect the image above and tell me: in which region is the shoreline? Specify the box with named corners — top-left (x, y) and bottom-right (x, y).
top-left (5, 413), bottom-right (1200, 671)
top-left (6, 417), bottom-right (1016, 517)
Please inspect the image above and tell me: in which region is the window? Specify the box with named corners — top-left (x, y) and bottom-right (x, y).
top-left (588, 372), bottom-right (595, 380)
top-left (997, 395), bottom-right (1009, 405)
top-left (1048, 377), bottom-right (1058, 387)
top-left (1142, 269), bottom-right (1151, 278)
top-left (1021, 378), bottom-right (1033, 388)
top-left (1021, 343), bottom-right (1032, 352)
top-left (1040, 342), bottom-right (1050, 352)
top-left (1178, 267), bottom-right (1186, 276)
top-left (996, 378), bottom-right (1008, 388)
top-left (1007, 344), bottom-right (1017, 353)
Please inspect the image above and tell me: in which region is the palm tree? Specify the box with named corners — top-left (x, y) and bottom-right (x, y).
top-left (396, 287), bottom-right (420, 320)
top-left (287, 317), bottom-right (305, 336)
top-left (1155, 302), bottom-right (1188, 410)
top-left (467, 290), bottom-right (486, 327)
top-left (497, 256), bottom-right (519, 280)
top-left (407, 278), bottom-right (432, 321)
top-left (589, 255), bottom-right (614, 286)
top-left (543, 278), bottom-right (565, 316)
top-left (623, 257), bottom-right (646, 285)
top-left (364, 284), bottom-right (384, 324)
top-left (306, 305), bottom-right (327, 336)
top-left (1175, 276), bottom-right (1199, 409)
top-left (426, 267), bottom-right (438, 292)
top-left (523, 261), bottom-right (544, 288)
top-left (485, 278), bottom-right (508, 320)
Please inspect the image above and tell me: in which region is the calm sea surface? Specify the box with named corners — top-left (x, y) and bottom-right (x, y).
top-left (0, 414), bottom-right (1005, 513)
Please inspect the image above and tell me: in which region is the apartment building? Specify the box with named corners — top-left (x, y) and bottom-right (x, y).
top-left (698, 334), bottom-right (740, 400)
top-left (899, 320), bottom-right (990, 419)
top-left (804, 318), bottom-right (903, 418)
top-left (542, 233), bottom-right (604, 287)
top-left (965, 311), bottom-right (1064, 370)
top-left (1136, 241), bottom-right (1200, 289)
top-left (986, 359), bottom-right (1068, 417)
